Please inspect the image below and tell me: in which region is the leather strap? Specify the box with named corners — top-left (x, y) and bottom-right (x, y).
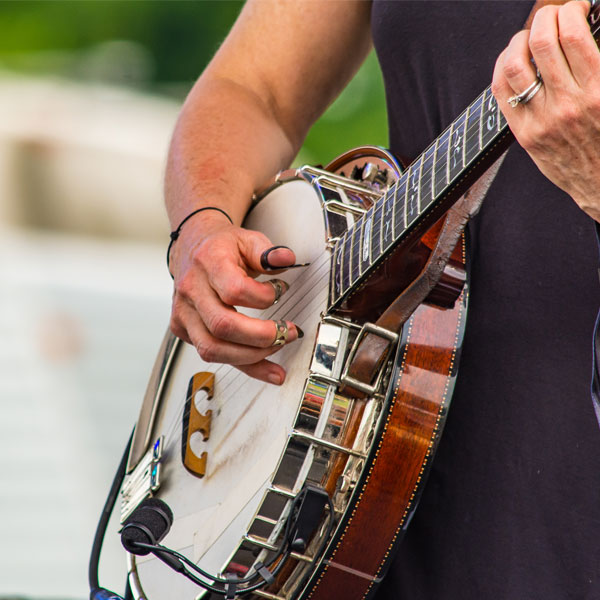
top-left (341, 156), bottom-right (505, 395)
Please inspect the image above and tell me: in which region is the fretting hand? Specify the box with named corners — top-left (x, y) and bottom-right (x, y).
top-left (492, 0), bottom-right (600, 222)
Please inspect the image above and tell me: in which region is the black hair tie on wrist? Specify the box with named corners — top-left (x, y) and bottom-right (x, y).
top-left (167, 206), bottom-right (234, 277)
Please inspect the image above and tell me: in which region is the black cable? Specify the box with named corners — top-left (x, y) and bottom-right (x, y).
top-left (89, 428), bottom-right (134, 591)
top-left (129, 492), bottom-right (336, 597)
top-left (132, 490), bottom-right (302, 587)
top-left (123, 580), bottom-right (133, 600)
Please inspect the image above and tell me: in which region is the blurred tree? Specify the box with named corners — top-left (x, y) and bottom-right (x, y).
top-left (0, 0), bottom-right (387, 162)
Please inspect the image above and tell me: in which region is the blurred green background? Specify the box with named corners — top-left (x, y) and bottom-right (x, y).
top-left (0, 0), bottom-right (387, 164)
top-left (0, 2), bottom-right (388, 598)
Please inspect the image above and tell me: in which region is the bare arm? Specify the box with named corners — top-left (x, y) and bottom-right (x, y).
top-left (166, 0), bottom-right (373, 384)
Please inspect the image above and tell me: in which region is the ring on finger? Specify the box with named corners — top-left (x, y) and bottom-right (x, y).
top-left (271, 319), bottom-right (288, 347)
top-left (507, 73), bottom-right (543, 108)
top-left (267, 279), bottom-right (289, 305)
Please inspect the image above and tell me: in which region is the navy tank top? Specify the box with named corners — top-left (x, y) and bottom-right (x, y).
top-left (371, 2), bottom-right (600, 598)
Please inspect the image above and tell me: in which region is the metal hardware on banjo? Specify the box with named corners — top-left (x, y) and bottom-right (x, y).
top-left (121, 145), bottom-right (473, 600)
top-left (116, 4), bottom-right (600, 596)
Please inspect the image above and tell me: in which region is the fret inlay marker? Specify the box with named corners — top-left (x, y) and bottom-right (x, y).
top-left (462, 106), bottom-right (469, 167)
top-left (329, 76), bottom-right (514, 306)
top-left (363, 215), bottom-right (372, 264)
top-left (408, 165), bottom-right (419, 221)
top-left (445, 129), bottom-right (451, 184)
top-left (432, 137), bottom-right (440, 195)
top-left (383, 189), bottom-right (394, 248)
top-left (478, 91), bottom-right (485, 150)
top-left (452, 128), bottom-right (461, 171)
top-left (486, 93), bottom-right (496, 132)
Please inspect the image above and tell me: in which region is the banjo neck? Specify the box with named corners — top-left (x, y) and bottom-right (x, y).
top-left (329, 83), bottom-right (510, 309)
top-left (329, 0), bottom-right (600, 311)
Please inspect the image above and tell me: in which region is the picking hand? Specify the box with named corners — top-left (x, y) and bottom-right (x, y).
top-left (169, 210), bottom-right (301, 385)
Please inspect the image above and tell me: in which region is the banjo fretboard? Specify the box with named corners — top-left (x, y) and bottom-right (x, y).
top-left (330, 0), bottom-right (600, 308)
top-left (330, 85), bottom-right (507, 305)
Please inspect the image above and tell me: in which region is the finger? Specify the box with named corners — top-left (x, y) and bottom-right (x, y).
top-left (238, 229), bottom-right (300, 273)
top-left (173, 282), bottom-right (292, 386)
top-left (170, 295), bottom-right (193, 346)
top-left (492, 49), bottom-right (540, 115)
top-left (492, 48), bottom-right (513, 106)
top-left (175, 264), bottom-right (298, 347)
top-left (500, 30), bottom-right (544, 106)
top-left (209, 258), bottom-right (290, 309)
top-left (238, 359), bottom-right (287, 386)
top-left (185, 282), bottom-right (299, 348)
top-left (179, 301), bottom-right (298, 364)
top-left (557, 1), bottom-right (600, 89)
top-left (194, 231), bottom-right (287, 309)
top-left (529, 4), bottom-right (572, 90)
top-left (201, 303), bottom-right (300, 349)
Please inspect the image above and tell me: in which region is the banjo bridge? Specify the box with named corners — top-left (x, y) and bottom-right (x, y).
top-left (181, 371), bottom-right (215, 478)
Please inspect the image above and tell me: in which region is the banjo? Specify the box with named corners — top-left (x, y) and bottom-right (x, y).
top-left (111, 3), bottom-right (600, 599)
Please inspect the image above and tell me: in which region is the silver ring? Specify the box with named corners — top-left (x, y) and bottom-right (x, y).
top-left (507, 75), bottom-right (543, 108)
top-left (271, 319), bottom-right (288, 347)
top-left (267, 279), bottom-right (288, 305)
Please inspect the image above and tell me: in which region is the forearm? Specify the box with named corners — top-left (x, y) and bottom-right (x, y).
top-left (165, 74), bottom-right (298, 228)
top-left (165, 0), bottom-right (372, 230)
top-left (165, 0), bottom-right (373, 383)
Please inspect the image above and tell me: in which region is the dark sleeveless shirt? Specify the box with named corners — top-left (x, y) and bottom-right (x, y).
top-left (371, 2), bottom-right (600, 599)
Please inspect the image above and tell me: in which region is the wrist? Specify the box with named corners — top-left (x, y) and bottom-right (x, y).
top-left (167, 206), bottom-right (234, 277)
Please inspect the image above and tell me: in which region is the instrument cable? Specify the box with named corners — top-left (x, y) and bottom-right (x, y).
top-left (89, 427), bottom-right (335, 599)
top-left (88, 428), bottom-right (134, 600)
top-left (123, 487), bottom-right (335, 598)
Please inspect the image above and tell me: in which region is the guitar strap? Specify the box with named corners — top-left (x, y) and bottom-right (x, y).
top-left (341, 0), bottom-right (566, 397)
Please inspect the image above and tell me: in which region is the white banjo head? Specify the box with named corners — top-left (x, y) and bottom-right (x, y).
top-left (128, 178), bottom-right (334, 598)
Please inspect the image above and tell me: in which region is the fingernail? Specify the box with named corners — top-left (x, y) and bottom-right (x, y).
top-left (261, 246), bottom-right (292, 270)
top-left (295, 325), bottom-right (304, 339)
top-left (261, 246), bottom-right (310, 271)
top-left (268, 372), bottom-right (283, 385)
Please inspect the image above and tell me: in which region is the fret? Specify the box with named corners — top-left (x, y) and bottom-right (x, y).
top-left (381, 185), bottom-right (396, 252)
top-left (462, 105), bottom-right (468, 167)
top-left (361, 207), bottom-right (375, 274)
top-left (481, 87), bottom-right (499, 148)
top-left (465, 93), bottom-right (483, 165)
top-left (393, 173), bottom-right (408, 240)
top-left (498, 105), bottom-right (507, 130)
top-left (419, 143), bottom-right (436, 212)
top-left (340, 233), bottom-right (352, 295)
top-left (330, 75), bottom-right (518, 304)
top-left (371, 197), bottom-right (384, 264)
top-left (433, 127), bottom-right (451, 198)
top-left (332, 237), bottom-right (344, 297)
top-left (350, 219), bottom-right (362, 284)
top-left (432, 136), bottom-right (440, 199)
top-left (448, 110), bottom-right (467, 183)
top-left (406, 155), bottom-right (423, 228)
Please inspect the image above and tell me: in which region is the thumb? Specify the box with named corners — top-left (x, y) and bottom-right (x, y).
top-left (240, 229), bottom-right (298, 273)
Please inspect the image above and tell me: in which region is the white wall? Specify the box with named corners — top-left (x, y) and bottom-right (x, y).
top-left (0, 77), bottom-right (179, 597)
